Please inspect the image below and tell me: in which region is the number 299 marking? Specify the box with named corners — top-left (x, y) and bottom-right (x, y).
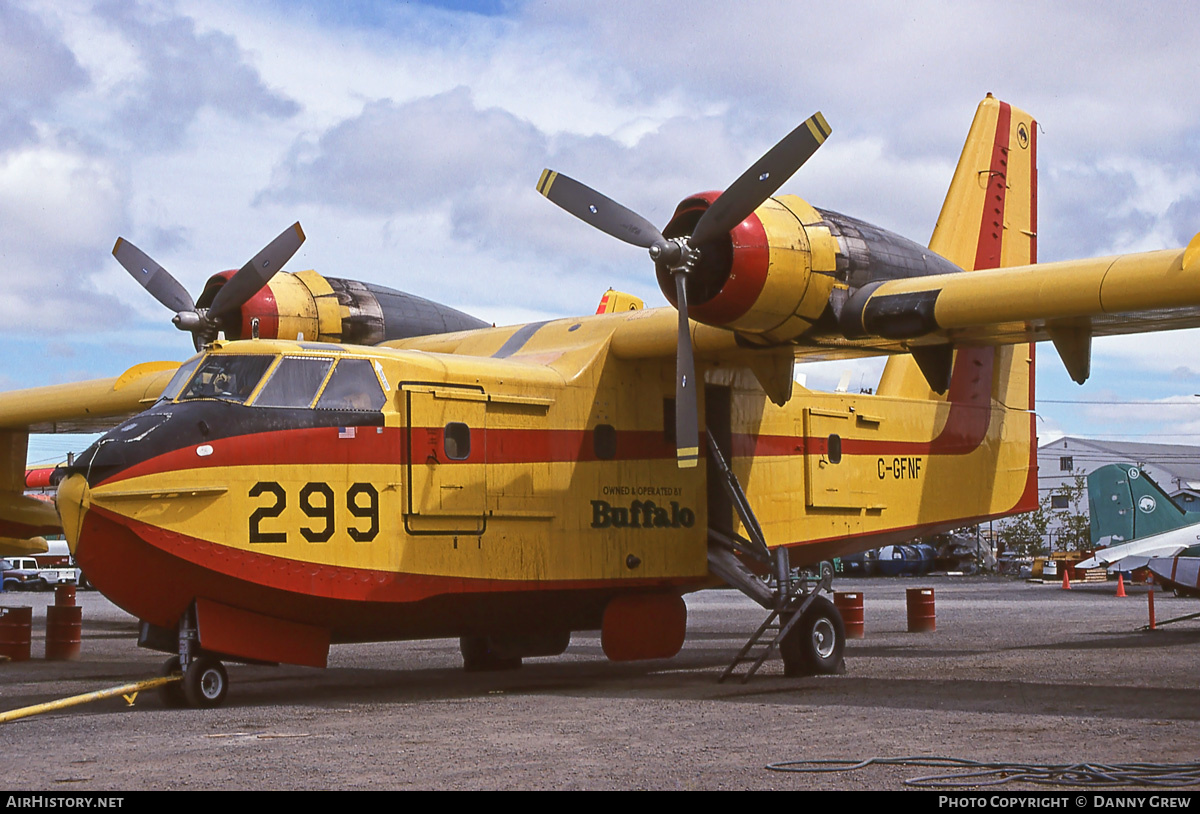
top-left (249, 481), bottom-right (379, 544)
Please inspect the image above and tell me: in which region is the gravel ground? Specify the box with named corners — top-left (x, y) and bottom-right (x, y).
top-left (1, 576), bottom-right (1198, 791)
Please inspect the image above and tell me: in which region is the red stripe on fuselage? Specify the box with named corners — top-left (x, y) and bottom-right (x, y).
top-left (100, 410), bottom-right (1027, 489)
top-left (100, 421), bottom-right (1016, 489)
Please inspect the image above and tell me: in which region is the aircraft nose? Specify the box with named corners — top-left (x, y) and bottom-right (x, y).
top-left (60, 427), bottom-right (141, 486)
top-left (55, 473), bottom-right (92, 556)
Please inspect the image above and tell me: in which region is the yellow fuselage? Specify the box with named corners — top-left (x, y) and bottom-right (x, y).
top-left (57, 308), bottom-right (1034, 660)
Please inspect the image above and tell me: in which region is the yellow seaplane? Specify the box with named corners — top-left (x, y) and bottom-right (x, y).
top-left (1, 95), bottom-right (1198, 707)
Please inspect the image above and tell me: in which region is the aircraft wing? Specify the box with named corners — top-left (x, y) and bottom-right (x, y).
top-left (0, 361), bottom-right (179, 434)
top-left (606, 239), bottom-right (1200, 377)
top-left (1077, 539), bottom-right (1191, 570)
top-left (0, 535), bottom-right (49, 557)
top-left (834, 238), bottom-right (1200, 384)
top-left (0, 361), bottom-right (179, 542)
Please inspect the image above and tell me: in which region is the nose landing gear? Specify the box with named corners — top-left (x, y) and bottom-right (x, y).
top-left (151, 605), bottom-right (231, 709)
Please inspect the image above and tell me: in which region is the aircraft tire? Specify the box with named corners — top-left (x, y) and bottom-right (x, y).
top-left (182, 656), bottom-right (229, 708)
top-left (159, 657), bottom-right (187, 708)
top-left (459, 636), bottom-right (522, 672)
top-left (781, 595), bottom-right (846, 678)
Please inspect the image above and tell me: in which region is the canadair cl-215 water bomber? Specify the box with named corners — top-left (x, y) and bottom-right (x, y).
top-left (3, 95), bottom-right (1200, 707)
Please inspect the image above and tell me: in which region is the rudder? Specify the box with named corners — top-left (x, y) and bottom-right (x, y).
top-left (877, 94), bottom-right (1037, 408)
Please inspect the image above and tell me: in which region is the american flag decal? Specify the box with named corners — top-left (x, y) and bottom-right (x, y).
top-left (338, 427), bottom-right (356, 439)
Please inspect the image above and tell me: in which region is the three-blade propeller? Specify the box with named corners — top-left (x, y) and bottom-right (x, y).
top-left (537, 113), bottom-right (831, 468)
top-left (113, 223), bottom-right (306, 350)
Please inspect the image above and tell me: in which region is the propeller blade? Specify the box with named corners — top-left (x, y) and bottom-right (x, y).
top-left (536, 170), bottom-right (666, 250)
top-left (112, 238), bottom-right (195, 313)
top-left (674, 272), bottom-right (700, 469)
top-left (690, 112), bottom-right (831, 246)
top-left (208, 222), bottom-right (306, 317)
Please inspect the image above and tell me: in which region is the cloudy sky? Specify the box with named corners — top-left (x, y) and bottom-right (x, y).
top-left (6, 0), bottom-right (1200, 464)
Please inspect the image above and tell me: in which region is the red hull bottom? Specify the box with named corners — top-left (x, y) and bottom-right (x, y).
top-left (75, 506), bottom-right (702, 664)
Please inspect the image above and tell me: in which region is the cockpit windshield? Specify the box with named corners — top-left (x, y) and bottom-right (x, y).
top-left (159, 354), bottom-right (204, 402)
top-left (176, 355), bottom-right (274, 404)
top-left (168, 352), bottom-right (387, 411)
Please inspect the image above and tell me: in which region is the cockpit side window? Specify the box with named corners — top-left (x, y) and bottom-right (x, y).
top-left (159, 354), bottom-right (204, 402)
top-left (177, 355), bottom-right (274, 404)
top-left (315, 358), bottom-right (386, 411)
top-left (254, 357), bottom-right (334, 408)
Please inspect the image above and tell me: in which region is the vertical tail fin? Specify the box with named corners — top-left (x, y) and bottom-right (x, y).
top-left (877, 94), bottom-right (1037, 407)
top-left (1088, 464), bottom-right (1191, 545)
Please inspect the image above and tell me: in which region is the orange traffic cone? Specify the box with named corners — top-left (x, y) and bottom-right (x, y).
top-left (1061, 565), bottom-right (1071, 590)
top-left (1116, 573), bottom-right (1127, 598)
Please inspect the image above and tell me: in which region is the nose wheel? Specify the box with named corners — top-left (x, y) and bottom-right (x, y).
top-left (183, 656), bottom-right (229, 708)
top-left (160, 655), bottom-right (229, 708)
top-left (155, 605), bottom-right (231, 708)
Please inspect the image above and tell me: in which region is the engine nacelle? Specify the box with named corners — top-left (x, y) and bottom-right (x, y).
top-left (657, 192), bottom-right (963, 343)
top-left (196, 270), bottom-right (487, 345)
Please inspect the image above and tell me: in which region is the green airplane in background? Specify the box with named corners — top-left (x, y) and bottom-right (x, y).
top-left (1081, 464), bottom-right (1200, 593)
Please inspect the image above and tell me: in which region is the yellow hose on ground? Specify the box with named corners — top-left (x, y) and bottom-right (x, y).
top-left (0, 675), bottom-right (179, 723)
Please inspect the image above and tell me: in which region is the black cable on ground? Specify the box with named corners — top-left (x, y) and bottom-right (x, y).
top-left (766, 757), bottom-right (1200, 788)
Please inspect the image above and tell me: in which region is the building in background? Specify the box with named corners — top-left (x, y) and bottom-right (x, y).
top-left (1037, 437), bottom-right (1200, 548)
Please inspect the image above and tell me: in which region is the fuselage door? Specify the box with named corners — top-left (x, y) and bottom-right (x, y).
top-left (402, 384), bottom-right (487, 535)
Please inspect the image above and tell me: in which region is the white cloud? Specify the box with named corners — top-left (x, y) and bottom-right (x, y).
top-left (93, 0), bottom-right (299, 149)
top-left (1, 0), bottom-right (1199, 457)
top-left (0, 139), bottom-right (131, 330)
top-left (0, 2), bottom-right (88, 145)
top-left (267, 88), bottom-right (545, 214)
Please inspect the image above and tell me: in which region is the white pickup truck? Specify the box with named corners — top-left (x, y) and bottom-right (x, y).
top-left (1, 557), bottom-right (78, 591)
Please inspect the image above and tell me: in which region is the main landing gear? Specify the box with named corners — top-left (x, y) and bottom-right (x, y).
top-left (717, 558), bottom-right (847, 683)
top-left (706, 439), bottom-right (847, 682)
top-left (150, 606), bottom-right (231, 709)
top-left (779, 594), bottom-right (846, 677)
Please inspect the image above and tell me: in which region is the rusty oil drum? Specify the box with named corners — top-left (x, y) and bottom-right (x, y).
top-left (0, 606), bottom-right (33, 661)
top-left (833, 591), bottom-right (865, 639)
top-left (46, 605), bottom-right (82, 660)
top-left (54, 584), bottom-right (76, 606)
top-left (906, 587), bottom-right (936, 632)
